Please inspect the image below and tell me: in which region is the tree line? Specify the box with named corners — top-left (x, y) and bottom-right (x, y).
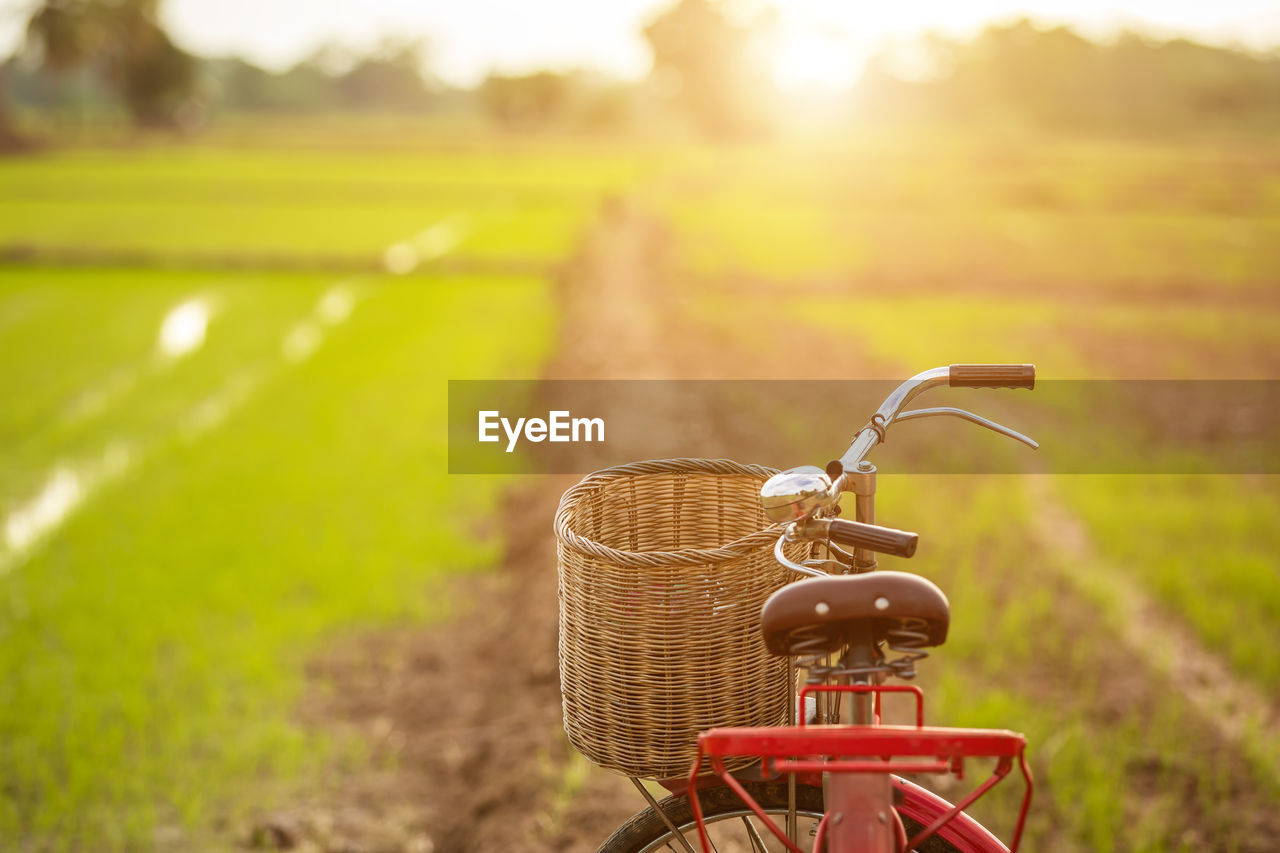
top-left (860, 20), bottom-right (1280, 132)
top-left (2, 0), bottom-right (1277, 144)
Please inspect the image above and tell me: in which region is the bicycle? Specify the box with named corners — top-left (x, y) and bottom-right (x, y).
top-left (557, 364), bottom-right (1039, 853)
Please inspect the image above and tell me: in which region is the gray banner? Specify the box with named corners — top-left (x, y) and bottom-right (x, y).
top-left (447, 380), bottom-right (1279, 474)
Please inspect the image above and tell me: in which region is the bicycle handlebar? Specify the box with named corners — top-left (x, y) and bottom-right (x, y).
top-left (808, 518), bottom-right (918, 558)
top-left (765, 363), bottom-right (1037, 575)
top-left (834, 364), bottom-right (1037, 480)
top-left (949, 363), bottom-right (1035, 389)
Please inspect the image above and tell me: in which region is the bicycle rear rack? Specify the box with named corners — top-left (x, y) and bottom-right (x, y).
top-left (687, 684), bottom-right (1033, 853)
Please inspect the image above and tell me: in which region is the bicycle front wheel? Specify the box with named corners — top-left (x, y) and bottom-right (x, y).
top-left (596, 782), bottom-right (963, 853)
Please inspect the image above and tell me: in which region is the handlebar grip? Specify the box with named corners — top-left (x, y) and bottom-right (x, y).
top-left (826, 519), bottom-right (918, 559)
top-left (949, 364), bottom-right (1035, 389)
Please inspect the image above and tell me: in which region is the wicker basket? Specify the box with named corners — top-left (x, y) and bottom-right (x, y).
top-left (555, 458), bottom-right (805, 780)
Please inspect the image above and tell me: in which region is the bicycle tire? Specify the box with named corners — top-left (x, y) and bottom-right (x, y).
top-left (596, 782), bottom-right (962, 853)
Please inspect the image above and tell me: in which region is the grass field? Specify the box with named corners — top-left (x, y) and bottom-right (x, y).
top-left (0, 267), bottom-right (556, 847)
top-left (2, 123), bottom-right (1277, 851)
top-left (648, 135), bottom-right (1280, 292)
top-left (0, 145), bottom-right (650, 266)
top-left (0, 138), bottom-right (635, 848)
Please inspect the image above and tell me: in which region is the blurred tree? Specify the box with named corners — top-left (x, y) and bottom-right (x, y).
top-left (642, 0), bottom-right (773, 137)
top-left (203, 43), bottom-right (440, 115)
top-left (951, 21), bottom-right (1100, 125)
top-left (859, 19), bottom-right (1280, 132)
top-left (335, 40), bottom-right (433, 111)
top-left (0, 63), bottom-right (26, 149)
top-left (576, 81), bottom-right (636, 131)
top-left (479, 71), bottom-right (637, 132)
top-left (208, 57), bottom-right (275, 111)
top-left (480, 71), bottom-right (570, 130)
top-left (0, 108), bottom-right (19, 151)
top-left (25, 0), bottom-right (196, 126)
top-left (115, 17), bottom-right (196, 124)
top-left (206, 57), bottom-right (331, 112)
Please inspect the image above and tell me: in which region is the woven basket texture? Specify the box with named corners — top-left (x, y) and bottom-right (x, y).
top-left (555, 458), bottom-right (804, 779)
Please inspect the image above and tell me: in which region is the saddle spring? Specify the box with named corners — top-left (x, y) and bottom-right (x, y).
top-left (786, 617), bottom-right (933, 683)
top-left (881, 617), bottom-right (931, 680)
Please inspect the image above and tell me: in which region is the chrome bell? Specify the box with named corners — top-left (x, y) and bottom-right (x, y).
top-left (760, 466), bottom-right (838, 523)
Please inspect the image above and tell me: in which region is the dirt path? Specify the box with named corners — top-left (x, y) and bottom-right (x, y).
top-left (248, 201), bottom-right (738, 853)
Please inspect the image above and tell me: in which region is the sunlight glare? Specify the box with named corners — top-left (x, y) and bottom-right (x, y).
top-left (383, 243), bottom-right (418, 275)
top-left (282, 321), bottom-right (323, 363)
top-left (771, 25), bottom-right (865, 94)
top-left (1, 442), bottom-right (133, 574)
top-left (181, 371), bottom-right (262, 439)
top-left (317, 285), bottom-right (356, 325)
top-left (4, 468), bottom-right (82, 553)
top-left (158, 298), bottom-right (211, 360)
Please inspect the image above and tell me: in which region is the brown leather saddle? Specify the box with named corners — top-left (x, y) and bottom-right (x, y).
top-left (760, 571), bottom-right (950, 656)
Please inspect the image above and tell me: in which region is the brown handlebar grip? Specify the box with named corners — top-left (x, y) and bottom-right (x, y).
top-left (949, 364), bottom-right (1035, 389)
top-left (826, 519), bottom-right (918, 559)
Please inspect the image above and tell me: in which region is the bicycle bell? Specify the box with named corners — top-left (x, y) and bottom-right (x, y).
top-left (760, 465), bottom-right (839, 522)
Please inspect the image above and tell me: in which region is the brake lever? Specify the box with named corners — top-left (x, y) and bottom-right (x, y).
top-left (773, 528), bottom-right (829, 578)
top-left (895, 406), bottom-right (1039, 449)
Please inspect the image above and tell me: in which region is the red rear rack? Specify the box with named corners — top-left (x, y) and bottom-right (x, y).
top-left (687, 684), bottom-right (1033, 853)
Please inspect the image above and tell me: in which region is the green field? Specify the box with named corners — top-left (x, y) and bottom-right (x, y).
top-left (2, 125), bottom-right (1278, 851)
top-left (0, 139), bottom-right (626, 848)
top-left (0, 267), bottom-right (557, 846)
top-left (648, 135), bottom-right (1280, 292)
top-left (0, 145), bottom-right (650, 266)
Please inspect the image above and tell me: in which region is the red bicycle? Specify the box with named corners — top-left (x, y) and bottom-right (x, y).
top-left (588, 365), bottom-right (1040, 853)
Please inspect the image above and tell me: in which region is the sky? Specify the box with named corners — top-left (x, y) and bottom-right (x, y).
top-left (3, 0), bottom-right (1280, 91)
